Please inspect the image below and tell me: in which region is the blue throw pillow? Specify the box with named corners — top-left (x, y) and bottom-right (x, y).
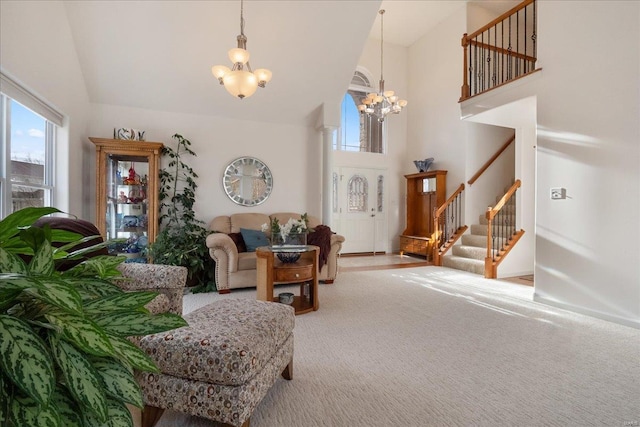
top-left (240, 228), bottom-right (269, 252)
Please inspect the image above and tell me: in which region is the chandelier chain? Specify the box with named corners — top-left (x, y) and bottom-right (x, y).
top-left (380, 10), bottom-right (384, 82)
top-left (240, 0), bottom-right (245, 36)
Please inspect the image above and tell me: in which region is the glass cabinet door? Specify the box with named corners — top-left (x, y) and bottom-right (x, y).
top-left (91, 138), bottom-right (163, 263)
top-left (105, 154), bottom-right (150, 260)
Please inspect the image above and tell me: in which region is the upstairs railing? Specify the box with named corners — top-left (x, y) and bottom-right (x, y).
top-left (485, 179), bottom-right (525, 278)
top-left (460, 0), bottom-right (537, 101)
top-left (432, 184), bottom-right (468, 266)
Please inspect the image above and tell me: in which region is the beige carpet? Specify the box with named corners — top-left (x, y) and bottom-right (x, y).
top-left (151, 266), bottom-right (639, 427)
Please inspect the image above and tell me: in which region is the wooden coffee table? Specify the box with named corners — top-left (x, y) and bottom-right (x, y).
top-left (256, 245), bottom-right (319, 315)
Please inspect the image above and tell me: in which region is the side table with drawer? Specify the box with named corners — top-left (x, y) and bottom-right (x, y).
top-left (256, 245), bottom-right (319, 315)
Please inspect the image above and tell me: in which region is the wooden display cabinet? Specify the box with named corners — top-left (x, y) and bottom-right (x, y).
top-left (400, 170), bottom-right (447, 259)
top-left (91, 137), bottom-right (163, 260)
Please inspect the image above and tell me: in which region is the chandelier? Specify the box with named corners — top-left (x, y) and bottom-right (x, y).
top-left (211, 0), bottom-right (272, 99)
top-left (358, 10), bottom-right (407, 122)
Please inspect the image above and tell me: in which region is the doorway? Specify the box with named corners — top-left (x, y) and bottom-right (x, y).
top-left (332, 167), bottom-right (387, 254)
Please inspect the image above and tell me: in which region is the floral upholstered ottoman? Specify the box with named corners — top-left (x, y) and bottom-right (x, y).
top-left (136, 298), bottom-right (295, 427)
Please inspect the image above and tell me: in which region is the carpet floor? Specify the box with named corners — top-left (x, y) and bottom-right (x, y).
top-left (152, 266), bottom-right (639, 427)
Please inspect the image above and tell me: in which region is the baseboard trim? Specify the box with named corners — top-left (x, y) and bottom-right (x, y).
top-left (534, 294), bottom-right (640, 329)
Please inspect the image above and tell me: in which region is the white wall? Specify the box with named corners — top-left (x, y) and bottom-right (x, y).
top-left (533, 1), bottom-right (640, 327)
top-left (89, 104), bottom-right (320, 226)
top-left (465, 123), bottom-right (515, 223)
top-left (0, 0), bottom-right (91, 218)
top-left (407, 7), bottom-right (468, 196)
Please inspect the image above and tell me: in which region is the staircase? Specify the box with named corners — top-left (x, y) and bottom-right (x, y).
top-left (442, 192), bottom-right (516, 275)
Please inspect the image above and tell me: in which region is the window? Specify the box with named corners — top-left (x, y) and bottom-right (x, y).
top-left (336, 71), bottom-right (384, 153)
top-left (1, 73), bottom-right (60, 218)
top-left (347, 174), bottom-right (368, 213)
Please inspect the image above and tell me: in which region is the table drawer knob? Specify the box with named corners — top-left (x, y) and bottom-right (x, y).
top-left (295, 273), bottom-right (300, 278)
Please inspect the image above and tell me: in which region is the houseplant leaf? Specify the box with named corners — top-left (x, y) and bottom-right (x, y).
top-left (1, 274), bottom-right (84, 315)
top-left (0, 246), bottom-right (28, 274)
top-left (95, 311), bottom-right (187, 337)
top-left (83, 291), bottom-right (158, 316)
top-left (0, 315), bottom-right (55, 406)
top-left (64, 277), bottom-right (124, 299)
top-left (28, 239), bottom-right (54, 276)
top-left (83, 398), bottom-right (133, 427)
top-left (53, 340), bottom-right (109, 423)
top-left (51, 385), bottom-right (83, 427)
top-left (45, 311), bottom-right (115, 357)
top-left (108, 335), bottom-right (159, 372)
top-left (8, 393), bottom-right (60, 427)
top-left (91, 358), bottom-right (143, 407)
top-left (0, 207), bottom-right (60, 243)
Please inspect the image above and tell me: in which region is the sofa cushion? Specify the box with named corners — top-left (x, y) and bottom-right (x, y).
top-left (230, 213), bottom-right (270, 233)
top-left (228, 232), bottom-right (247, 253)
top-left (138, 299), bottom-right (295, 386)
top-left (240, 228), bottom-right (269, 252)
top-left (237, 252), bottom-right (257, 271)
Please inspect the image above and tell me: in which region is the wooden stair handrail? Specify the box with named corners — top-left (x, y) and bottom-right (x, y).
top-left (468, 135), bottom-right (515, 186)
top-left (487, 179), bottom-right (521, 221)
top-left (464, 0), bottom-right (535, 43)
top-left (434, 184), bottom-right (465, 219)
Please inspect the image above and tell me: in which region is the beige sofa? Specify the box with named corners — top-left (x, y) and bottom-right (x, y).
top-left (206, 212), bottom-right (344, 293)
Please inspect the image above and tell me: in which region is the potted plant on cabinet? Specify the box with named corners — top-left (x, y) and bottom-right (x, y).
top-left (0, 207), bottom-right (187, 427)
top-left (150, 134), bottom-right (216, 292)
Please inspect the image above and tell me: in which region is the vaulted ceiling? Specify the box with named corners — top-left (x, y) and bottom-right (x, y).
top-left (63, 1), bottom-right (472, 126)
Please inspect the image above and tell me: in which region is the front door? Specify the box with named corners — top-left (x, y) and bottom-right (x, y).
top-left (332, 167), bottom-right (387, 254)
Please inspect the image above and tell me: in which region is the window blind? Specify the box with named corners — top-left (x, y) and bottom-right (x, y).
top-left (0, 72), bottom-right (63, 126)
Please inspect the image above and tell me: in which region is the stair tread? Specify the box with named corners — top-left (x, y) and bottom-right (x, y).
top-left (452, 245), bottom-right (486, 260)
top-left (442, 255), bottom-right (484, 275)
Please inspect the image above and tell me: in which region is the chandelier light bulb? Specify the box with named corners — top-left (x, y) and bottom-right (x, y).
top-left (212, 65), bottom-right (230, 83)
top-left (228, 47), bottom-right (250, 64)
top-left (388, 95), bottom-right (398, 103)
top-left (223, 70), bottom-right (258, 99)
top-left (254, 68), bottom-right (272, 87)
top-left (398, 99), bottom-right (408, 107)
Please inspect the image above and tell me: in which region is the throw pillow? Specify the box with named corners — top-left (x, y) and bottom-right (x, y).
top-left (228, 232), bottom-right (247, 253)
top-left (240, 228), bottom-right (269, 252)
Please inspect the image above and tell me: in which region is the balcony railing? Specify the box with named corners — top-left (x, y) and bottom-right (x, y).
top-left (460, 0), bottom-right (537, 101)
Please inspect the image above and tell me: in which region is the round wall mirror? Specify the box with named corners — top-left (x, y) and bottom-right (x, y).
top-left (222, 157), bottom-right (273, 206)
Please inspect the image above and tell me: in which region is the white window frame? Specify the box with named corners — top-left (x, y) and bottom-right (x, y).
top-left (336, 68), bottom-right (387, 154)
top-left (0, 73), bottom-right (59, 218)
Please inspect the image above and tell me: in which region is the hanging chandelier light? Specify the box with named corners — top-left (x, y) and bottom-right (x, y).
top-left (358, 9), bottom-right (407, 122)
top-left (211, 0), bottom-right (272, 99)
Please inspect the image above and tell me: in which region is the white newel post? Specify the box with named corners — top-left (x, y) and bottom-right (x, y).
top-left (321, 126), bottom-right (337, 228)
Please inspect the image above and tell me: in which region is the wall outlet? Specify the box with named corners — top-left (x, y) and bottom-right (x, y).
top-left (550, 187), bottom-right (566, 200)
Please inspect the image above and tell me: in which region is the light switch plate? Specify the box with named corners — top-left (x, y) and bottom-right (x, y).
top-left (550, 187), bottom-right (566, 200)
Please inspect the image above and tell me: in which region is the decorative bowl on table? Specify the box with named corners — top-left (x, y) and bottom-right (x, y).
top-left (278, 292), bottom-right (294, 305)
top-left (413, 158), bottom-right (434, 172)
top-left (277, 252), bottom-right (301, 264)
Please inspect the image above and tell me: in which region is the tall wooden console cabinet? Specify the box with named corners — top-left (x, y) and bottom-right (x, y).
top-left (400, 170), bottom-right (447, 259)
top-left (91, 137), bottom-right (163, 260)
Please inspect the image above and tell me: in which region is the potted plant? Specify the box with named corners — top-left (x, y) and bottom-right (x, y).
top-left (150, 134), bottom-right (215, 292)
top-left (0, 207), bottom-right (187, 427)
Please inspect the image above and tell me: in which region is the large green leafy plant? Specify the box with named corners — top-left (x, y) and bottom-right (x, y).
top-left (0, 207), bottom-right (187, 427)
top-left (151, 133), bottom-right (215, 293)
